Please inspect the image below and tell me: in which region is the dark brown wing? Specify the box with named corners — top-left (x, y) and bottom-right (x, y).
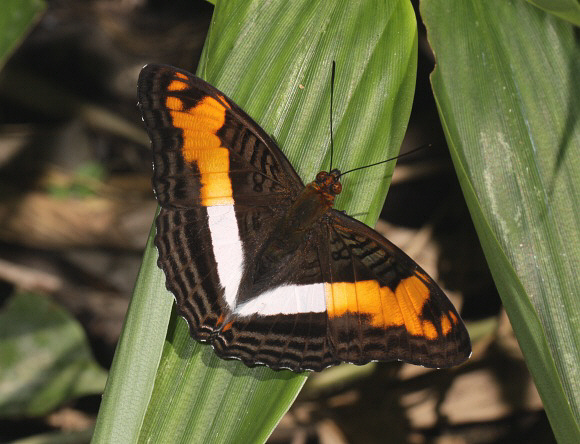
top-left (155, 207), bottom-right (225, 341)
top-left (138, 65), bottom-right (305, 344)
top-left (138, 64), bottom-right (304, 209)
top-left (211, 223), bottom-right (339, 372)
top-left (323, 211), bottom-right (471, 368)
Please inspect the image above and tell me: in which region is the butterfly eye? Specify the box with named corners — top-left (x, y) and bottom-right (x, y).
top-left (331, 182), bottom-right (342, 195)
top-left (316, 172), bottom-right (327, 182)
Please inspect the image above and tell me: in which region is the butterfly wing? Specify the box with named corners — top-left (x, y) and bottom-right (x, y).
top-left (138, 65), bottom-right (305, 342)
top-left (138, 64), bottom-right (304, 209)
top-left (210, 207), bottom-right (472, 371)
top-left (323, 211), bottom-right (471, 368)
top-left (211, 222), bottom-right (340, 371)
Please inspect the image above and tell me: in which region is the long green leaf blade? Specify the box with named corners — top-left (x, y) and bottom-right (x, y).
top-left (92, 228), bottom-right (173, 443)
top-left (94, 1), bottom-right (418, 442)
top-left (525, 0), bottom-right (580, 26)
top-left (421, 0), bottom-right (580, 442)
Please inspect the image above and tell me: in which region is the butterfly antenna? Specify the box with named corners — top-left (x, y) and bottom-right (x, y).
top-left (339, 144), bottom-right (431, 177)
top-left (329, 61), bottom-right (336, 172)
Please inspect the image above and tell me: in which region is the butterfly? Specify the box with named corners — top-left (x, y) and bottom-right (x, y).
top-left (137, 64), bottom-right (471, 372)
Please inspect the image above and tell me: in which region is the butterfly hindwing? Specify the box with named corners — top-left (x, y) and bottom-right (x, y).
top-left (210, 222), bottom-right (339, 371)
top-left (213, 305), bottom-right (338, 372)
top-left (155, 206), bottom-right (227, 341)
top-left (325, 211), bottom-right (471, 368)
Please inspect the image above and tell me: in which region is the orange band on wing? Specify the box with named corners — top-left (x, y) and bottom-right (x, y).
top-left (168, 78), bottom-right (189, 91)
top-left (441, 311), bottom-right (458, 335)
top-left (325, 275), bottom-right (456, 339)
top-left (167, 92), bottom-right (233, 206)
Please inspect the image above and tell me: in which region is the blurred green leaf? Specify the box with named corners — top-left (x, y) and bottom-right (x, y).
top-left (75, 163), bottom-right (106, 181)
top-left (93, 0), bottom-right (418, 443)
top-left (11, 428), bottom-right (93, 444)
top-left (45, 163), bottom-right (106, 198)
top-left (0, 292), bottom-right (107, 417)
top-left (0, 0), bottom-right (45, 70)
top-left (525, 0), bottom-right (580, 25)
top-left (421, 0), bottom-right (579, 442)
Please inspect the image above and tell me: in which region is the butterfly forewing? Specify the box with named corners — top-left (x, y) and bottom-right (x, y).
top-left (138, 64), bottom-right (302, 209)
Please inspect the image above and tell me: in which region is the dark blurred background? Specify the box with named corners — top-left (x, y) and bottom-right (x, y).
top-left (0, 1), bottom-right (553, 443)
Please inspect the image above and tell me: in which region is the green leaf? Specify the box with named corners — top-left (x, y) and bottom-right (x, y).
top-left (525, 0), bottom-right (580, 26)
top-left (93, 0), bottom-right (417, 442)
top-left (0, 292), bottom-right (107, 417)
top-left (421, 0), bottom-right (580, 442)
top-left (0, 0), bottom-right (45, 70)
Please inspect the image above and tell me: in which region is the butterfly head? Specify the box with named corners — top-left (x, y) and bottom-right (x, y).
top-left (315, 169), bottom-right (343, 196)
